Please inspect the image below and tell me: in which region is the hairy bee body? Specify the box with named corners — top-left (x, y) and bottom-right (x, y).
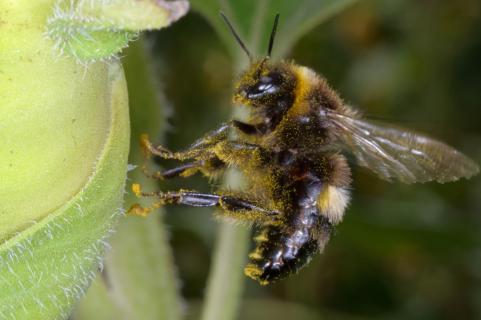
top-left (232, 62), bottom-right (352, 283)
top-left (133, 14), bottom-right (478, 286)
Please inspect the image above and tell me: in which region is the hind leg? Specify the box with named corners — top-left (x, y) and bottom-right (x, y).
top-left (129, 185), bottom-right (280, 222)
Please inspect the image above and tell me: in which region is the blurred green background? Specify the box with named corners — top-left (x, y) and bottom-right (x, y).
top-left (128, 1), bottom-right (481, 319)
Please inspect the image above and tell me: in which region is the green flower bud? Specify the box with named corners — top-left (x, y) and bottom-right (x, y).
top-left (0, 0), bottom-right (187, 318)
top-left (46, 0), bottom-right (189, 62)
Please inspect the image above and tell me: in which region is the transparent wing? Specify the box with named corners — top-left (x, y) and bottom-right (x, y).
top-left (327, 111), bottom-right (479, 184)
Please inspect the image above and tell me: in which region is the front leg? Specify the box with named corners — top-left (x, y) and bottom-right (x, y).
top-left (139, 123), bottom-right (232, 180)
top-left (141, 121), bottom-right (269, 179)
top-left (141, 122), bottom-right (231, 161)
top-left (212, 141), bottom-right (270, 168)
top-left (141, 120), bottom-right (266, 162)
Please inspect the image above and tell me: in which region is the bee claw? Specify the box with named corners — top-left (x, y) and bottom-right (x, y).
top-left (139, 134), bottom-right (152, 158)
top-left (128, 184), bottom-right (170, 216)
top-left (140, 133), bottom-right (173, 159)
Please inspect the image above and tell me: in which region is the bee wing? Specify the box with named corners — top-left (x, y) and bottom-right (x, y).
top-left (326, 111), bottom-right (479, 184)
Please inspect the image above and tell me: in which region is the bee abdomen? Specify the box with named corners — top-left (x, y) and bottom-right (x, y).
top-left (245, 225), bottom-right (319, 285)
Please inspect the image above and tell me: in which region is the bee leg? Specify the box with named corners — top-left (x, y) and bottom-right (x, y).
top-left (141, 161), bottom-right (200, 180)
top-left (140, 122), bottom-right (232, 161)
top-left (140, 120), bottom-right (266, 162)
top-left (159, 162), bottom-right (200, 178)
top-left (142, 156), bottom-right (227, 181)
top-left (129, 185), bottom-right (279, 221)
top-left (213, 141), bottom-right (269, 167)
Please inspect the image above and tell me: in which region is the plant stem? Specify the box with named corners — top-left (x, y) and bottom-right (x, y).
top-left (200, 221), bottom-right (250, 320)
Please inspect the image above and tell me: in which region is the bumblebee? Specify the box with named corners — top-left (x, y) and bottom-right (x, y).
top-left (131, 13), bottom-right (479, 285)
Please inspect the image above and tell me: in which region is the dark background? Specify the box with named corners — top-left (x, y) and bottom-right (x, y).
top-left (145, 1), bottom-right (481, 319)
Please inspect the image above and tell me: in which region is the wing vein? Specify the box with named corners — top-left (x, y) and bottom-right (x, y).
top-left (324, 109), bottom-right (479, 183)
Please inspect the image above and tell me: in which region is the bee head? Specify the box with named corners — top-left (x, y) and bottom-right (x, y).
top-left (221, 13), bottom-right (295, 109)
top-left (233, 59), bottom-right (295, 108)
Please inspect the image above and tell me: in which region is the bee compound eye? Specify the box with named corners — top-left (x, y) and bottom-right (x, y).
top-left (252, 80), bottom-right (279, 96)
top-left (256, 83), bottom-right (273, 92)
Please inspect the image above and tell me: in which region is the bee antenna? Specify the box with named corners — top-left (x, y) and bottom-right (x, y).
top-left (220, 12), bottom-right (252, 60)
top-left (267, 14), bottom-right (280, 57)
